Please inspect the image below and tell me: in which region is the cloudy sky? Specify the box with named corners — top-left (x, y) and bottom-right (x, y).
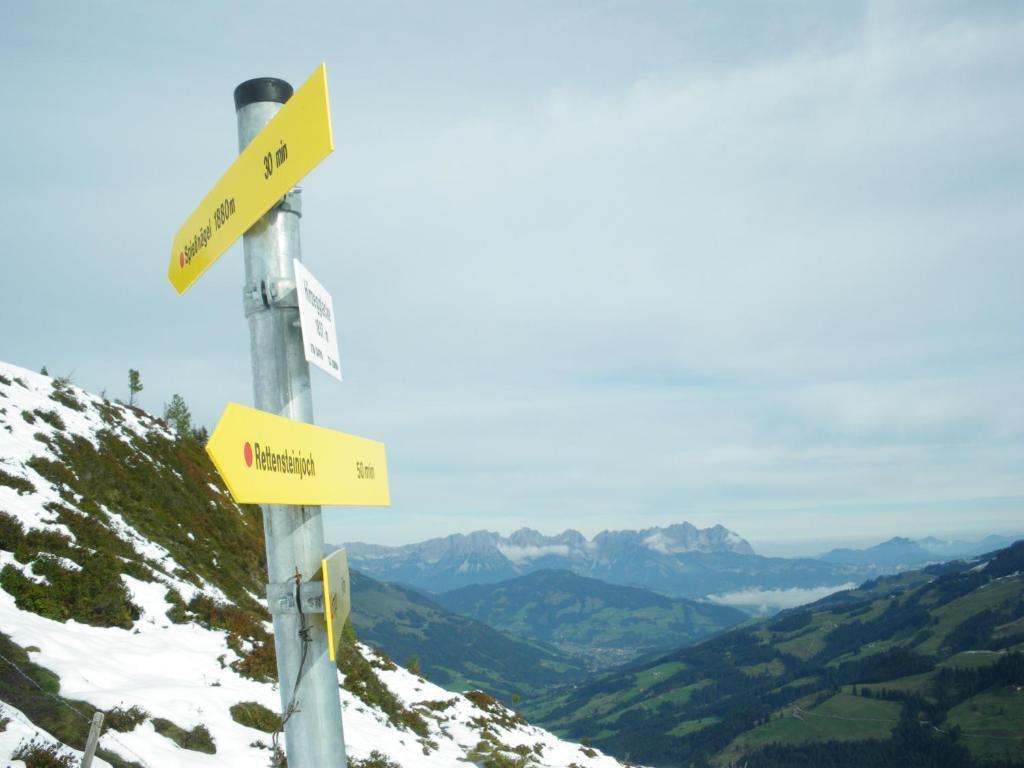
top-left (3, 1), bottom-right (1022, 554)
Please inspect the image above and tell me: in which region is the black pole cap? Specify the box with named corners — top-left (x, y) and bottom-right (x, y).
top-left (234, 77), bottom-right (293, 110)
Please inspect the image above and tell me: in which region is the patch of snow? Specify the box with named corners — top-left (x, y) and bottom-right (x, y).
top-left (37, 554), bottom-right (81, 572)
top-left (0, 551), bottom-right (41, 583)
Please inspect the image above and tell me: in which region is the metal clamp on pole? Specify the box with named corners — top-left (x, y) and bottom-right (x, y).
top-left (243, 278), bottom-right (299, 316)
top-left (280, 188), bottom-right (302, 217)
top-left (266, 581), bottom-right (326, 615)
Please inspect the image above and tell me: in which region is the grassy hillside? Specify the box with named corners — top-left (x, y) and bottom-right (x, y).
top-left (349, 569), bottom-right (589, 701)
top-left (526, 543), bottom-right (1024, 767)
top-left (435, 569), bottom-right (747, 668)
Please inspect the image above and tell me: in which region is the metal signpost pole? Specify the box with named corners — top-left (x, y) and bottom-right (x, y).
top-left (234, 77), bottom-right (346, 767)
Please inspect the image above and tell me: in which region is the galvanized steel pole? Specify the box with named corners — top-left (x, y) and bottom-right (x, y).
top-left (234, 76), bottom-right (346, 767)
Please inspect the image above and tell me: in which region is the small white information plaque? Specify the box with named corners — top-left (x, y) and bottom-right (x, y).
top-left (294, 259), bottom-right (342, 382)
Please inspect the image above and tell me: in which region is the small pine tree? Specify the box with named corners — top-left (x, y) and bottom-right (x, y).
top-left (163, 394), bottom-right (193, 437)
top-left (128, 369), bottom-right (143, 406)
top-left (406, 655), bottom-right (421, 676)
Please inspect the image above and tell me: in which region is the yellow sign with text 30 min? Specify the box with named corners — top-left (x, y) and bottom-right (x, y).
top-left (169, 64), bottom-right (334, 294)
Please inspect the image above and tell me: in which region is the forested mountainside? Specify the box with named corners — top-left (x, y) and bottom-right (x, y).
top-left (0, 361), bottom-right (624, 768)
top-left (435, 569), bottom-right (747, 668)
top-left (349, 569), bottom-right (590, 699)
top-left (528, 543), bottom-right (1024, 768)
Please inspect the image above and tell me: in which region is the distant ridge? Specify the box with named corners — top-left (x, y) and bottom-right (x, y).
top-left (344, 522), bottom-right (754, 593)
top-left (819, 534), bottom-right (1024, 567)
top-left (342, 523), bottom-right (877, 597)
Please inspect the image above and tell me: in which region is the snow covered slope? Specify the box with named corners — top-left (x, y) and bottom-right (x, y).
top-left (0, 361), bottom-right (625, 768)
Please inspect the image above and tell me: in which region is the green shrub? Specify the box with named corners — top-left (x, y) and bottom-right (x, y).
top-left (151, 717), bottom-right (216, 753)
top-left (229, 701), bottom-right (280, 732)
top-left (32, 409), bottom-right (66, 431)
top-left (14, 527), bottom-right (74, 564)
top-left (0, 510), bottom-right (25, 550)
top-left (465, 690), bottom-right (526, 729)
top-left (419, 698), bottom-right (457, 712)
top-left (105, 704), bottom-right (149, 731)
top-left (186, 594), bottom-right (277, 682)
top-left (0, 549), bottom-right (140, 628)
top-left (0, 373), bottom-right (10, 386)
top-left (21, 410), bottom-right (36, 424)
top-left (26, 427), bottom-right (268, 627)
top-left (0, 468), bottom-right (35, 495)
top-left (50, 381), bottom-right (85, 412)
top-left (165, 589), bottom-right (188, 623)
top-left (348, 751), bottom-right (401, 768)
top-left (465, 743), bottom-right (533, 768)
top-left (11, 738), bottom-right (76, 767)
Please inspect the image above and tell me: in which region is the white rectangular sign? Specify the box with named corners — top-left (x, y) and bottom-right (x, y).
top-left (294, 259), bottom-right (342, 382)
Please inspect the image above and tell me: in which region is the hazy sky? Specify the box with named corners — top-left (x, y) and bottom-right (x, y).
top-left (2, 1), bottom-right (1022, 554)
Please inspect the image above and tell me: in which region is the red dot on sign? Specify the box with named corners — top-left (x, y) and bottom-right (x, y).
top-left (244, 442), bottom-right (253, 467)
top-left (179, 253), bottom-right (185, 268)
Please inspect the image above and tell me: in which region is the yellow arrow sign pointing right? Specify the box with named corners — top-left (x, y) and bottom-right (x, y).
top-left (206, 403), bottom-right (390, 507)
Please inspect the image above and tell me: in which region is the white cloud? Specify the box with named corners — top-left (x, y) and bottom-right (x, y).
top-left (497, 544), bottom-right (571, 563)
top-left (707, 583), bottom-right (859, 613)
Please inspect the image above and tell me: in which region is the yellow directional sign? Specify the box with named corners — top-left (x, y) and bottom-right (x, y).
top-left (206, 403), bottom-right (390, 506)
top-left (320, 548), bottom-right (351, 662)
top-left (169, 63), bottom-right (334, 295)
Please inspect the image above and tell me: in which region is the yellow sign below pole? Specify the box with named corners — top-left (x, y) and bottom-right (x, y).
top-left (320, 548), bottom-right (351, 662)
top-left (206, 403), bottom-right (390, 506)
top-left (168, 63), bottom-right (334, 295)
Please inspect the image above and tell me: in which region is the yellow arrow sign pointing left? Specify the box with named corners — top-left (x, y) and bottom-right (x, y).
top-left (168, 63), bottom-right (334, 295)
top-left (206, 403), bottom-right (390, 507)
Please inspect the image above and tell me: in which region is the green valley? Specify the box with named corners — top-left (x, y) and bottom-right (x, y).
top-left (349, 570), bottom-right (589, 700)
top-left (526, 542), bottom-right (1024, 767)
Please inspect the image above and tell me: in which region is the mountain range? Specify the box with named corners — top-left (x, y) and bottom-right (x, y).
top-left (344, 524), bottom-right (879, 599)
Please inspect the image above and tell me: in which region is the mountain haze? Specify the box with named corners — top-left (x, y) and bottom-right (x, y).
top-left (822, 535), bottom-right (1024, 566)
top-left (819, 536), bottom-right (940, 567)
